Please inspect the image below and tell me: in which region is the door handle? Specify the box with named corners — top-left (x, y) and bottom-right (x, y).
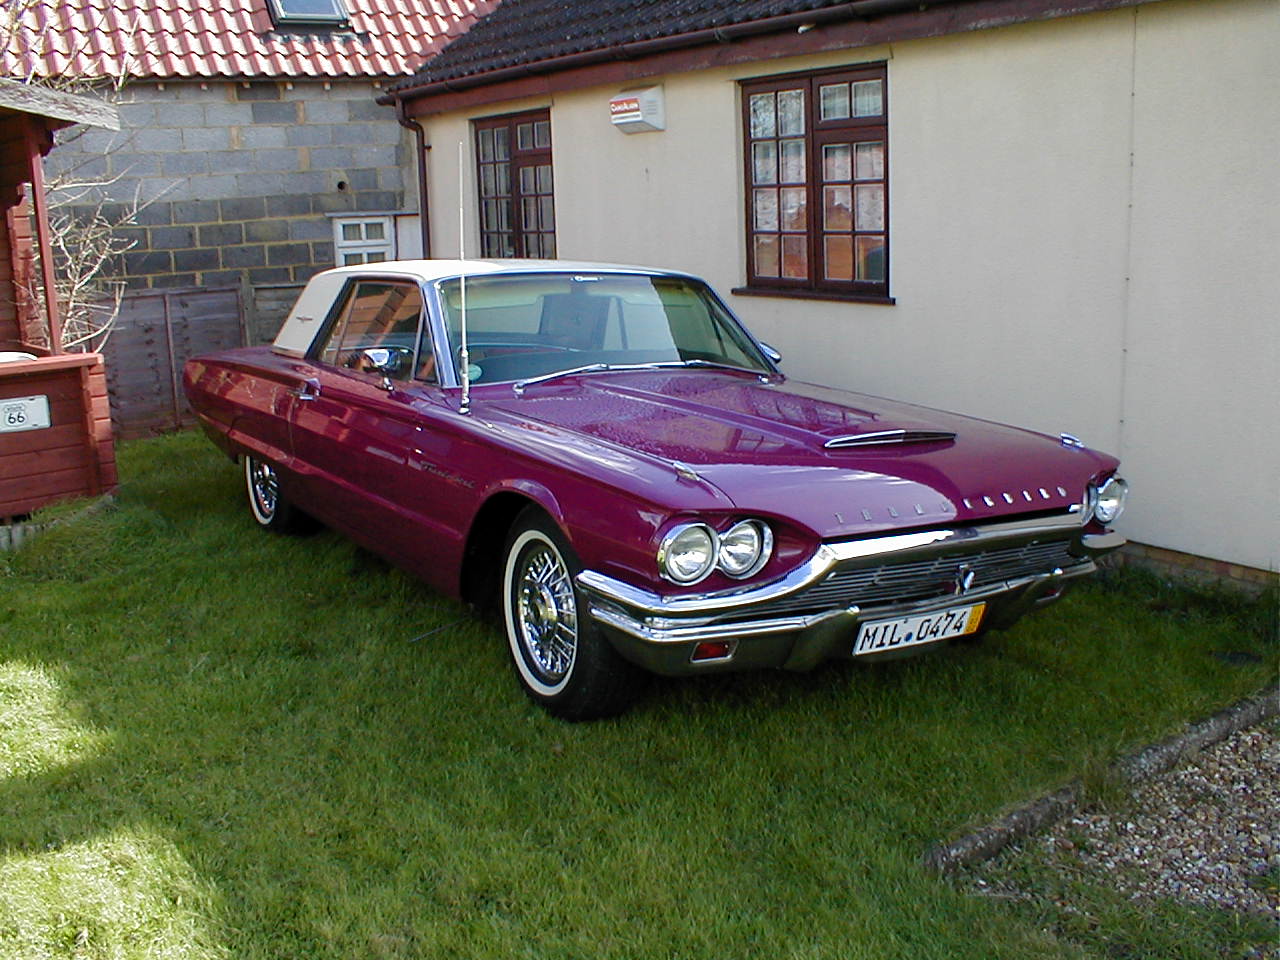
top-left (291, 378), bottom-right (321, 401)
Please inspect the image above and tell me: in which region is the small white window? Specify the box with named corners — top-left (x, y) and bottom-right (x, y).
top-left (333, 216), bottom-right (395, 266)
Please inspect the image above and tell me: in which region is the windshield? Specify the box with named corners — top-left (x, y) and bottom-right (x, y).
top-left (436, 273), bottom-right (771, 385)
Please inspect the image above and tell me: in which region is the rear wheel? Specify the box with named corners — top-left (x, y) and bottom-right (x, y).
top-left (502, 508), bottom-right (640, 720)
top-left (243, 455), bottom-right (313, 534)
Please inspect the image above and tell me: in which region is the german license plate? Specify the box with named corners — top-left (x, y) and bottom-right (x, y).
top-left (854, 602), bottom-right (985, 656)
top-left (0, 395), bottom-right (50, 433)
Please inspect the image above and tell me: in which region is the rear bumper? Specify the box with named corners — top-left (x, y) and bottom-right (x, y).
top-left (576, 515), bottom-right (1124, 676)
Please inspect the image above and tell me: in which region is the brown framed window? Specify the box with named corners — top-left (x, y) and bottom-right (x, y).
top-left (474, 109), bottom-right (556, 259)
top-left (741, 63), bottom-right (888, 300)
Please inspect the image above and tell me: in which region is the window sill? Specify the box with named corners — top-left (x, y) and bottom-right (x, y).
top-left (730, 286), bottom-right (896, 306)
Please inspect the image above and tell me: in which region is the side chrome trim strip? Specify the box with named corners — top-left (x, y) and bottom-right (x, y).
top-left (576, 513), bottom-right (1093, 619)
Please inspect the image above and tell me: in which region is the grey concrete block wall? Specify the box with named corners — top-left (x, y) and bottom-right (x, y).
top-left (48, 78), bottom-right (417, 303)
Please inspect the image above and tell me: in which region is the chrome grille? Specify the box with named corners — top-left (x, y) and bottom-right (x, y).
top-left (749, 539), bottom-right (1080, 617)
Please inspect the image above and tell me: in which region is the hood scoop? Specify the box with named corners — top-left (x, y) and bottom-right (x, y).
top-left (824, 429), bottom-right (956, 450)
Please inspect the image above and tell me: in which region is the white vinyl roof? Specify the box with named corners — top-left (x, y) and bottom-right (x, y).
top-left (272, 259), bottom-right (692, 358)
top-left (316, 259), bottom-right (683, 282)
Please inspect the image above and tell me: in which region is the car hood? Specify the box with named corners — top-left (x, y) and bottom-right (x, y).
top-left (481, 370), bottom-right (1119, 538)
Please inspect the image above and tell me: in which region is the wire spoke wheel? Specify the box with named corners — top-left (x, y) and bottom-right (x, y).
top-left (247, 457), bottom-right (279, 520)
top-left (501, 508), bottom-right (641, 720)
top-left (243, 454), bottom-right (313, 534)
top-left (515, 543), bottom-right (578, 682)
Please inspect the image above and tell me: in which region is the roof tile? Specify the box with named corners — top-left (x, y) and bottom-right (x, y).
top-left (388, 0), bottom-right (867, 94)
top-left (2, 0), bottom-right (491, 80)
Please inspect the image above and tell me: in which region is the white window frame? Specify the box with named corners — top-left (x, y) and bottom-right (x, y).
top-left (332, 216), bottom-right (396, 266)
top-left (267, 0), bottom-right (348, 26)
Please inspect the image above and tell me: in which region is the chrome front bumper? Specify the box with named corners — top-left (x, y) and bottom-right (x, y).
top-left (577, 514), bottom-right (1125, 676)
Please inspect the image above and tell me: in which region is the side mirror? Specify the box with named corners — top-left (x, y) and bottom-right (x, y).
top-left (357, 347), bottom-right (411, 390)
top-left (760, 342), bottom-right (782, 364)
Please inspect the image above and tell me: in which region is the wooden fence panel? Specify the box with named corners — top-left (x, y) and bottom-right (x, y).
top-left (101, 286), bottom-right (243, 439)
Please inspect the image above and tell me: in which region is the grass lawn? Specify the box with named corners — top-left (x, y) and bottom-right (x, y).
top-left (1, 430), bottom-right (1275, 959)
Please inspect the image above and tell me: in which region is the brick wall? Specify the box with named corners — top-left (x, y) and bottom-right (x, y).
top-left (1112, 543), bottom-right (1278, 597)
top-left (46, 79), bottom-right (414, 337)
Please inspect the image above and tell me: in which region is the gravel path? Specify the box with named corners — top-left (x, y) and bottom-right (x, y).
top-left (1042, 721), bottom-right (1279, 918)
top-left (972, 719), bottom-right (1279, 951)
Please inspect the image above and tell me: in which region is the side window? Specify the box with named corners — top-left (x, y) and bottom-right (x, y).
top-left (316, 281), bottom-right (426, 382)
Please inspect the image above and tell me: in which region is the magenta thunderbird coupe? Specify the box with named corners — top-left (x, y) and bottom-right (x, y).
top-left (184, 260), bottom-right (1128, 719)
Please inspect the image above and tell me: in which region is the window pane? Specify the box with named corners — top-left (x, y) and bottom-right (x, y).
top-left (343, 252), bottom-right (365, 265)
top-left (534, 120), bottom-right (551, 149)
top-left (341, 222), bottom-right (361, 241)
top-left (781, 235), bottom-right (807, 279)
top-left (855, 183), bottom-right (884, 231)
top-left (819, 83), bottom-right (850, 121)
top-left (480, 163), bottom-right (496, 196)
top-left (753, 189), bottom-right (779, 231)
top-left (517, 122), bottom-right (534, 151)
top-left (752, 141), bottom-right (777, 185)
top-left (365, 221), bottom-right (385, 241)
top-left (520, 166), bottom-right (535, 194)
top-left (494, 127), bottom-right (509, 161)
top-left (778, 89), bottom-right (805, 136)
top-left (824, 185), bottom-right (852, 231)
top-left (852, 80), bottom-right (883, 117)
top-left (536, 165), bottom-right (553, 194)
top-left (482, 199), bottom-right (498, 230)
top-left (496, 199), bottom-right (511, 231)
top-left (522, 197), bottom-right (538, 231)
top-left (779, 139), bottom-right (805, 183)
top-left (856, 235), bottom-right (886, 281)
top-left (497, 164), bottom-right (510, 194)
top-left (478, 128), bottom-right (494, 162)
top-left (749, 93), bottom-right (776, 138)
top-left (539, 197), bottom-right (555, 231)
top-left (824, 235), bottom-right (853, 280)
top-left (780, 187), bottom-right (806, 231)
top-left (855, 141), bottom-right (884, 180)
top-left (823, 144), bottom-right (851, 182)
top-left (754, 234), bottom-right (780, 277)
top-left (542, 233), bottom-right (556, 258)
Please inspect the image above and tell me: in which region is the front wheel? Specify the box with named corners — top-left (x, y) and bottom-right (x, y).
top-left (502, 508), bottom-right (641, 720)
top-left (243, 454), bottom-right (314, 534)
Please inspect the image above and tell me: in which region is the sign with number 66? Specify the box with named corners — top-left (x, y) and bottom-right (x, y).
top-left (0, 395), bottom-right (51, 433)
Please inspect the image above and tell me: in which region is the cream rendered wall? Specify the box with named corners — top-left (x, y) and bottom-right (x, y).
top-left (421, 0), bottom-right (1278, 572)
top-left (1121, 0), bottom-right (1279, 573)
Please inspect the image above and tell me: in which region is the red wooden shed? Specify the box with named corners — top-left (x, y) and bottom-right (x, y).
top-left (0, 79), bottom-right (119, 519)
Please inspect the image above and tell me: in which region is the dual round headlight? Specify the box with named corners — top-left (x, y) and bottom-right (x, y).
top-left (658, 520), bottom-right (773, 585)
top-left (1093, 475), bottom-right (1128, 523)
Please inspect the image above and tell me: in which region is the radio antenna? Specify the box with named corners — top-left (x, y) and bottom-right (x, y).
top-left (458, 140), bottom-right (471, 415)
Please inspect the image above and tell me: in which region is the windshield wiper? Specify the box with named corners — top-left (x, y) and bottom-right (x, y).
top-left (511, 359), bottom-right (770, 395)
top-left (649, 359), bottom-right (770, 377)
top-left (512, 363), bottom-right (612, 394)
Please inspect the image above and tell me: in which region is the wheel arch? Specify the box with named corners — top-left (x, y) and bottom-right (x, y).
top-left (461, 483), bottom-right (567, 612)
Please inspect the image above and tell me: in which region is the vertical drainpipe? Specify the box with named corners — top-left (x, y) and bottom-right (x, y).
top-left (394, 96), bottom-right (432, 259)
